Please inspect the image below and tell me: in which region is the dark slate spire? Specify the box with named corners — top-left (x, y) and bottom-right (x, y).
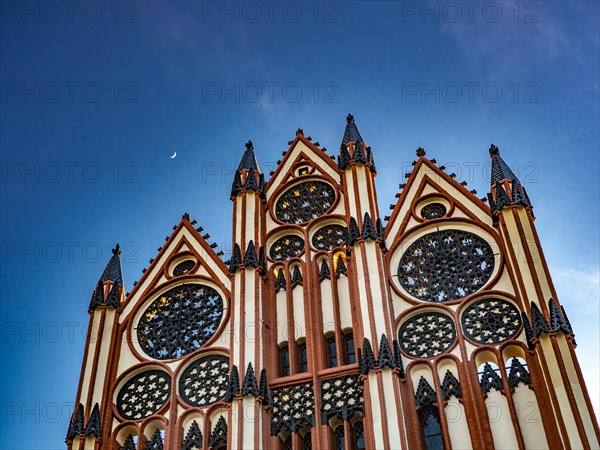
top-left (494, 182), bottom-right (511, 210)
top-left (392, 339), bottom-right (405, 377)
top-left (243, 240), bottom-right (259, 268)
top-left (507, 357), bottom-right (532, 389)
top-left (85, 403), bottom-right (101, 437)
top-left (489, 144), bottom-right (518, 184)
top-left (259, 368), bottom-right (269, 402)
top-left (561, 305), bottom-right (574, 335)
top-left (530, 302), bottom-right (550, 337)
top-left (511, 180), bottom-right (531, 207)
top-left (366, 146), bottom-right (377, 172)
top-left (182, 421), bottom-right (203, 450)
top-left (275, 269), bottom-right (287, 291)
top-left (341, 113), bottom-right (364, 148)
top-left (318, 259), bottom-right (331, 281)
top-left (229, 244), bottom-right (242, 273)
top-left (479, 363), bottom-right (504, 395)
top-left (377, 335), bottom-right (395, 369)
top-left (238, 140), bottom-right (259, 171)
top-left (521, 312), bottom-right (535, 349)
top-left (98, 244), bottom-right (123, 285)
top-left (242, 363), bottom-right (259, 397)
top-left (66, 403), bottom-right (84, 440)
top-left (361, 212), bottom-right (377, 241)
top-left (353, 139), bottom-right (368, 165)
top-left (122, 434), bottom-right (137, 450)
top-left (209, 417), bottom-right (228, 448)
top-left (441, 371), bottom-right (462, 401)
top-left (225, 365), bottom-right (240, 402)
top-left (338, 145), bottom-right (351, 170)
top-left (291, 265), bottom-right (303, 288)
top-left (362, 338), bottom-right (376, 373)
top-left (415, 377), bottom-right (437, 406)
top-left (335, 254), bottom-right (347, 277)
top-left (105, 282), bottom-right (121, 308)
top-left (549, 298), bottom-right (571, 334)
top-left (146, 429), bottom-right (164, 450)
top-left (231, 170), bottom-right (243, 197)
top-left (89, 284), bottom-right (104, 311)
top-left (347, 217), bottom-right (360, 245)
top-left (244, 168), bottom-right (259, 191)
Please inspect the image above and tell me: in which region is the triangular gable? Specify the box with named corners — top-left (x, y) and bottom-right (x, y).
top-left (119, 218), bottom-right (230, 322)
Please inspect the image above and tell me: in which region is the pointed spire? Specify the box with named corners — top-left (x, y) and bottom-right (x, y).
top-left (231, 170), bottom-right (243, 197)
top-left (441, 371), bottom-right (462, 401)
top-left (347, 217), bottom-right (360, 245)
top-left (494, 181), bottom-right (511, 210)
top-left (225, 365), bottom-right (240, 402)
top-left (392, 339), bottom-right (405, 377)
top-left (244, 167), bottom-right (259, 191)
top-left (275, 269), bottom-right (287, 291)
top-left (89, 283), bottom-right (104, 311)
top-left (561, 305), bottom-right (574, 335)
top-left (479, 363), bottom-right (504, 395)
top-left (415, 377), bottom-right (437, 406)
top-left (242, 363), bottom-right (259, 397)
top-left (361, 212), bottom-right (377, 241)
top-left (362, 338), bottom-right (376, 373)
top-left (521, 312), bottom-right (535, 349)
top-left (85, 403), bottom-right (101, 437)
top-left (146, 429), bottom-right (164, 450)
top-left (318, 259), bottom-right (331, 281)
top-left (530, 302), bottom-right (549, 337)
top-left (377, 335), bottom-right (395, 369)
top-left (243, 240), bottom-right (259, 268)
top-left (511, 179), bottom-right (530, 207)
top-left (549, 298), bottom-right (571, 334)
top-left (291, 265), bottom-right (303, 288)
top-left (376, 218), bottom-right (386, 248)
top-left (352, 139), bottom-right (368, 165)
top-left (66, 403), bottom-right (84, 440)
top-left (105, 282), bottom-right (121, 308)
top-left (507, 357), bottom-right (532, 389)
top-left (182, 421), bottom-right (203, 450)
top-left (341, 113), bottom-right (364, 148)
top-left (98, 244), bottom-right (123, 285)
top-left (366, 146), bottom-right (377, 172)
top-left (121, 434), bottom-right (137, 450)
top-left (229, 243), bottom-right (242, 272)
top-left (357, 348), bottom-right (365, 374)
top-left (338, 145), bottom-right (351, 170)
top-left (489, 144), bottom-right (518, 184)
top-left (259, 368), bottom-right (269, 403)
top-left (238, 140), bottom-right (259, 171)
top-left (335, 254), bottom-right (347, 277)
top-left (209, 416), bottom-right (228, 448)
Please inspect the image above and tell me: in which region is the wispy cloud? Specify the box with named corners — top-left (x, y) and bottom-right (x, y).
top-left (553, 266), bottom-right (600, 314)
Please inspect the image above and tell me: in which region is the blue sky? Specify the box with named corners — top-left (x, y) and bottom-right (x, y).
top-left (1, 1), bottom-right (598, 448)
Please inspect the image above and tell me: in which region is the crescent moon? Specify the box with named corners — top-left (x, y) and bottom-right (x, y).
top-left (170, 151), bottom-right (177, 159)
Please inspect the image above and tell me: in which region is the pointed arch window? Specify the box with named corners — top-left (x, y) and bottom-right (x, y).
top-left (353, 421), bottom-right (366, 450)
top-left (334, 426), bottom-right (345, 450)
top-left (326, 335), bottom-right (337, 368)
top-left (343, 331), bottom-right (356, 365)
top-left (303, 431), bottom-right (312, 450)
top-left (298, 341), bottom-right (308, 373)
top-left (419, 406), bottom-right (444, 450)
top-left (283, 435), bottom-right (293, 450)
top-left (280, 344), bottom-right (290, 377)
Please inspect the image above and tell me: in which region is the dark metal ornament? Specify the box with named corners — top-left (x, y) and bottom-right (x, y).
top-left (116, 369), bottom-right (171, 420)
top-left (275, 181), bottom-right (336, 224)
top-left (173, 260), bottom-right (195, 276)
top-left (137, 283), bottom-right (224, 360)
top-left (179, 355), bottom-right (229, 407)
top-left (312, 224), bottom-right (347, 251)
top-left (398, 312), bottom-right (456, 358)
top-left (420, 203), bottom-right (447, 219)
top-left (320, 374), bottom-right (364, 424)
top-left (398, 229), bottom-right (495, 302)
top-left (461, 298), bottom-right (522, 345)
top-left (270, 235), bottom-right (305, 260)
top-left (270, 382), bottom-right (315, 435)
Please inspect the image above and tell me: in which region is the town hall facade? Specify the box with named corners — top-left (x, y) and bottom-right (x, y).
top-left (66, 115), bottom-right (600, 449)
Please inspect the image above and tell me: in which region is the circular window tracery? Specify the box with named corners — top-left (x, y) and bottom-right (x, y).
top-left (461, 298), bottom-right (522, 344)
top-left (398, 312), bottom-right (456, 358)
top-left (179, 355), bottom-right (229, 407)
top-left (137, 284), bottom-right (224, 360)
top-left (116, 369), bottom-right (171, 420)
top-left (420, 203), bottom-right (447, 219)
top-left (270, 235), bottom-right (305, 260)
top-left (173, 260), bottom-right (195, 276)
top-left (312, 224), bottom-right (346, 251)
top-left (275, 181), bottom-right (336, 224)
top-left (397, 229), bottom-right (495, 302)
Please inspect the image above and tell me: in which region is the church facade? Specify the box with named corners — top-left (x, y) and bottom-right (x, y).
top-left (66, 115), bottom-right (599, 449)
